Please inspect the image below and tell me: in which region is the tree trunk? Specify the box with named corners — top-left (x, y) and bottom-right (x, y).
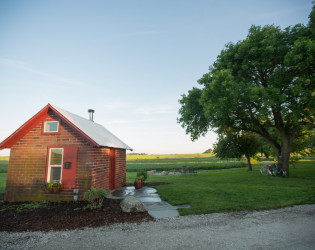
top-left (278, 134), bottom-right (294, 176)
top-left (245, 155), bottom-right (252, 171)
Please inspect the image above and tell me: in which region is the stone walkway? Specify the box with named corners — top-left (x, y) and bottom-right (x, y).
top-left (107, 186), bottom-right (190, 219)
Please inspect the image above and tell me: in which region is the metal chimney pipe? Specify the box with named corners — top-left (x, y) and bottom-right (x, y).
top-left (88, 109), bottom-right (95, 121)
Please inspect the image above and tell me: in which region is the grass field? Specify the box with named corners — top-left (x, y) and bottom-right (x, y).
top-left (127, 159), bottom-right (315, 215)
top-left (126, 154), bottom-right (252, 172)
top-left (126, 153), bottom-right (213, 160)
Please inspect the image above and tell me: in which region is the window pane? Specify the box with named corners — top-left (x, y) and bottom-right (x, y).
top-left (50, 149), bottom-right (63, 165)
top-left (44, 121), bottom-right (58, 132)
top-left (50, 167), bottom-right (61, 182)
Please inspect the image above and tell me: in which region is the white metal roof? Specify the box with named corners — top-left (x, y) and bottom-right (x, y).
top-left (51, 105), bottom-right (132, 150)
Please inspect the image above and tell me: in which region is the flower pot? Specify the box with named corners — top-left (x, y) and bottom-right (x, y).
top-left (46, 188), bottom-right (54, 193)
top-left (53, 187), bottom-right (62, 193)
top-left (134, 182), bottom-right (143, 189)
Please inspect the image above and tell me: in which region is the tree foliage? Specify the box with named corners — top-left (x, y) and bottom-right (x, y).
top-left (213, 132), bottom-right (260, 171)
top-left (178, 6), bottom-right (315, 175)
top-left (203, 148), bottom-right (213, 154)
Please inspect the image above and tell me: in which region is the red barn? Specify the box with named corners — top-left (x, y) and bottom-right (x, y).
top-left (0, 104), bottom-right (132, 201)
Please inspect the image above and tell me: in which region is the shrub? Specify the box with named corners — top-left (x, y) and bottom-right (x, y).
top-left (290, 157), bottom-right (301, 168)
top-left (16, 201), bottom-right (49, 213)
top-left (84, 188), bottom-right (108, 209)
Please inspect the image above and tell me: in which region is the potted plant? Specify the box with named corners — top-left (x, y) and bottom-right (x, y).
top-left (43, 182), bottom-right (63, 193)
top-left (52, 182), bottom-right (63, 193)
top-left (134, 175), bottom-right (143, 189)
top-left (134, 171), bottom-right (147, 189)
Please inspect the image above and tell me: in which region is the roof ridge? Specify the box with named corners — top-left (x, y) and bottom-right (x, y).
top-left (50, 104), bottom-right (132, 150)
top-left (0, 104), bottom-right (132, 151)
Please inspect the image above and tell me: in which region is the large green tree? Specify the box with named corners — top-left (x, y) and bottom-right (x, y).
top-left (178, 6), bottom-right (315, 175)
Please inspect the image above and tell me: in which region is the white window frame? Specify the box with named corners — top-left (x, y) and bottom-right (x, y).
top-left (44, 121), bottom-right (59, 133)
top-left (47, 148), bottom-right (64, 183)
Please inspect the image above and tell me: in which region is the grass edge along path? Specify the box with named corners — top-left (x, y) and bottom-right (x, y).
top-left (128, 159), bottom-right (315, 216)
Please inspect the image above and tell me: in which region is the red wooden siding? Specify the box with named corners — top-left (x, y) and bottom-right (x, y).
top-left (90, 148), bottom-right (110, 190)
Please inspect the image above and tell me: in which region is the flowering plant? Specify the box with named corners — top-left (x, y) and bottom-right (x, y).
top-left (44, 182), bottom-right (62, 188)
top-left (52, 182), bottom-right (62, 187)
top-left (43, 182), bottom-right (63, 193)
top-left (134, 175), bottom-right (144, 183)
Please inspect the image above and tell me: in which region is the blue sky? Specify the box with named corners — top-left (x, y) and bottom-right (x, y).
top-left (0, 0), bottom-right (312, 155)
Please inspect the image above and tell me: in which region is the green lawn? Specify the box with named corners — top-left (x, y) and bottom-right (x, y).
top-left (127, 159), bottom-right (315, 215)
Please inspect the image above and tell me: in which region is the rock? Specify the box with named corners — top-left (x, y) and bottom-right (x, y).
top-left (120, 196), bottom-right (147, 213)
top-left (147, 170), bottom-right (156, 175)
top-left (161, 171), bottom-right (169, 175)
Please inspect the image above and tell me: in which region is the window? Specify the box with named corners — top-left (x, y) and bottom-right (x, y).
top-left (46, 146), bottom-right (78, 188)
top-left (47, 148), bottom-right (63, 183)
top-left (44, 121), bottom-right (59, 133)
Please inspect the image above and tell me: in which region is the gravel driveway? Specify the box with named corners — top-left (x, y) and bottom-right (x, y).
top-left (1, 204), bottom-right (314, 250)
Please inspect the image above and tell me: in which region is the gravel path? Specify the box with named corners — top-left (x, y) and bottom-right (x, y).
top-left (1, 204), bottom-right (314, 250)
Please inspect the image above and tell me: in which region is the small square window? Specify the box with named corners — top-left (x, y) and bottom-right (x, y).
top-left (44, 121), bottom-right (59, 133)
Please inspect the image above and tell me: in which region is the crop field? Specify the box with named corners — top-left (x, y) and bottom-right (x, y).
top-left (126, 153), bottom-right (213, 160)
top-left (126, 154), bottom-right (255, 172)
